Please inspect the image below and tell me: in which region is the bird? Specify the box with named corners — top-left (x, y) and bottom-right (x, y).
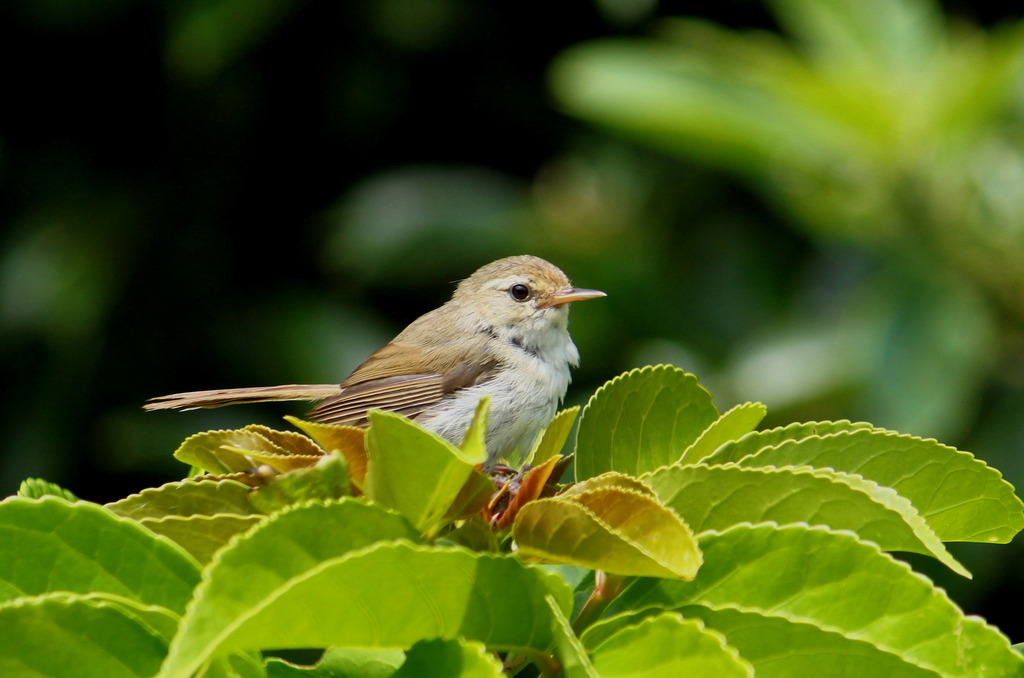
top-left (145, 255), bottom-right (605, 463)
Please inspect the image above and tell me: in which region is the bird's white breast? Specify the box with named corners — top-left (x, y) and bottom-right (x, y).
top-left (416, 319), bottom-right (579, 464)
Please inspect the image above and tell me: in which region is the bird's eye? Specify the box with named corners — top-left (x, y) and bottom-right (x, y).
top-left (509, 283), bottom-right (532, 301)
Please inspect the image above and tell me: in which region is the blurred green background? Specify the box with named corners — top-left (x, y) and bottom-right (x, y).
top-left (3, 0), bottom-right (1024, 640)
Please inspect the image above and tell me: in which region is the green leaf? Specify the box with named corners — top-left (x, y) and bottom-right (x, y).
top-left (392, 638), bottom-right (504, 678)
top-left (682, 606), bottom-right (942, 678)
top-left (587, 612), bottom-right (754, 678)
top-left (17, 477), bottom-right (78, 501)
top-left (158, 499), bottom-right (418, 677)
top-left (514, 476), bottom-right (702, 579)
top-left (702, 420), bottom-right (873, 465)
top-left (524, 406), bottom-right (580, 468)
top-left (575, 366), bottom-right (719, 480)
top-left (734, 429), bottom-right (1024, 543)
top-left (159, 539), bottom-right (573, 678)
top-left (174, 429), bottom-right (301, 474)
top-left (365, 409), bottom-right (482, 536)
top-left (140, 514), bottom-right (266, 564)
top-left (266, 647), bottom-right (405, 678)
top-left (611, 524), bottom-right (1023, 677)
top-left (0, 593), bottom-right (170, 678)
top-left (265, 640), bottom-right (504, 678)
top-left (249, 452), bottom-right (351, 514)
top-left (678, 402), bottom-right (767, 465)
top-left (547, 594), bottom-right (599, 678)
top-left (205, 651), bottom-right (268, 678)
top-left (0, 497), bottom-right (200, 614)
top-left (458, 396), bottom-right (492, 466)
top-left (643, 464), bottom-right (969, 577)
top-left (107, 478), bottom-right (258, 520)
top-left (169, 498), bottom-right (418, 640)
top-left (439, 516), bottom-right (499, 552)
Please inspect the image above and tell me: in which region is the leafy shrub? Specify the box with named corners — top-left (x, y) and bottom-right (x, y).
top-left (2, 366), bottom-right (1022, 677)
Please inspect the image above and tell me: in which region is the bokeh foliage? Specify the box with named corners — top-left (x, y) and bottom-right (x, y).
top-left (2, 0), bottom-right (1024, 644)
top-left (551, 0), bottom-right (1024, 442)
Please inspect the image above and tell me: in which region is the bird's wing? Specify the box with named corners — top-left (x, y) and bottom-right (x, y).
top-left (308, 339), bottom-right (497, 426)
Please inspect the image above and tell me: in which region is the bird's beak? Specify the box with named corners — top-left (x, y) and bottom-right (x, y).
top-left (542, 287), bottom-right (607, 308)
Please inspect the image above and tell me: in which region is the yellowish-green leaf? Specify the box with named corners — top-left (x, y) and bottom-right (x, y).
top-left (644, 464), bottom-right (969, 577)
top-left (266, 647), bottom-right (405, 678)
top-left (547, 594), bottom-right (599, 678)
top-left (219, 446), bottom-right (321, 473)
top-left (207, 651), bottom-right (266, 678)
top-left (0, 593), bottom-right (171, 678)
top-left (562, 471), bottom-right (656, 498)
top-left (440, 517), bottom-right (499, 552)
top-left (525, 406), bottom-right (580, 467)
top-left (392, 638), bottom-right (504, 678)
top-left (140, 514), bottom-right (265, 564)
top-left (611, 524), bottom-right (1023, 678)
top-left (183, 472), bottom-right (268, 488)
top-left (174, 429), bottom-right (296, 474)
top-left (514, 485), bottom-right (701, 579)
top-left (681, 606), bottom-right (944, 678)
top-left (703, 420), bottom-right (873, 465)
top-left (458, 396), bottom-right (491, 466)
top-left (735, 429), bottom-right (1024, 543)
top-left (287, 416), bottom-right (368, 487)
top-left (587, 613), bottom-right (754, 678)
top-left (249, 452), bottom-right (351, 514)
top-left (679, 402), bottom-right (767, 465)
top-left (17, 478), bottom-right (78, 501)
top-left (159, 539), bottom-right (572, 678)
top-left (0, 498), bottom-right (199, 613)
top-left (107, 478), bottom-right (257, 521)
top-left (242, 425), bottom-right (324, 456)
top-left (365, 409), bottom-right (483, 536)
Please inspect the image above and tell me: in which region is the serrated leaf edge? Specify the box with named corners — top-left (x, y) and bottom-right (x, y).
top-left (733, 429), bottom-right (1024, 542)
top-left (518, 491), bottom-right (701, 579)
top-left (656, 463), bottom-right (970, 578)
top-left (702, 420), bottom-right (875, 465)
top-left (163, 540), bottom-right (571, 678)
top-left (587, 611), bottom-right (755, 676)
top-left (679, 402), bottom-right (768, 466)
top-left (578, 365), bottom-right (707, 421)
top-left (0, 497), bottom-right (202, 588)
top-left (106, 478), bottom-right (256, 519)
top-left (692, 523), bottom-right (1019, 676)
top-left (561, 471), bottom-right (657, 498)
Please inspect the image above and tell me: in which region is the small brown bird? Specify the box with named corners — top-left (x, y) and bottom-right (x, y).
top-left (145, 255), bottom-right (605, 461)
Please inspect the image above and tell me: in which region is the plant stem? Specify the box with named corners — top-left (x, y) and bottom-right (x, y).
top-left (571, 571), bottom-right (629, 635)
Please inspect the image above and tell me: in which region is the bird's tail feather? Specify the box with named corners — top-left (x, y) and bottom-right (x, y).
top-left (144, 384), bottom-right (341, 411)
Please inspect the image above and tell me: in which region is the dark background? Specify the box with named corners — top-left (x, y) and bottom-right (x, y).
top-left (2, 0), bottom-right (1023, 642)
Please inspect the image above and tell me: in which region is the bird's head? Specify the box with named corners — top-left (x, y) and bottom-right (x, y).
top-left (453, 255), bottom-right (605, 341)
